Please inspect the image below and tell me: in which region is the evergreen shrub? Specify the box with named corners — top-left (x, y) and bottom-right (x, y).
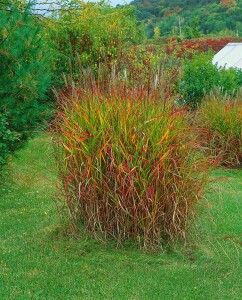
top-left (0, 3), bottom-right (51, 165)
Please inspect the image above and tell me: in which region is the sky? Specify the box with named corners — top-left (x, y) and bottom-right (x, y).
top-left (103, 0), bottom-right (130, 5)
top-left (32, 0), bottom-right (132, 16)
top-left (34, 0), bottom-right (131, 10)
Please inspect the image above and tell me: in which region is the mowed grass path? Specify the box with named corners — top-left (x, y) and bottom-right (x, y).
top-left (0, 135), bottom-right (241, 299)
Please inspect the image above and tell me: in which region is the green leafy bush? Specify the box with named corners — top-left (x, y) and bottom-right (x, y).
top-left (0, 3), bottom-right (52, 165)
top-left (51, 69), bottom-right (211, 249)
top-left (218, 68), bottom-right (241, 93)
top-left (180, 53), bottom-right (242, 108)
top-left (180, 53), bottom-right (219, 108)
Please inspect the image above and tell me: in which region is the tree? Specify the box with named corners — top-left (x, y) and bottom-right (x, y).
top-left (44, 1), bottom-right (142, 79)
top-left (0, 2), bottom-right (52, 165)
top-left (154, 26), bottom-right (160, 40)
top-left (184, 17), bottom-right (201, 39)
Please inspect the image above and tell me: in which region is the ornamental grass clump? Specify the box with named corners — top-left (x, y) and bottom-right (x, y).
top-left (197, 93), bottom-right (242, 167)
top-left (52, 82), bottom-right (211, 248)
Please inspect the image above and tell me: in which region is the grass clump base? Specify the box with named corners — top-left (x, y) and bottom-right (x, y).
top-left (51, 81), bottom-right (212, 249)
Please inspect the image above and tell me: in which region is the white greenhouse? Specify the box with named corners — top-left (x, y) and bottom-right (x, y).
top-left (212, 43), bottom-right (242, 70)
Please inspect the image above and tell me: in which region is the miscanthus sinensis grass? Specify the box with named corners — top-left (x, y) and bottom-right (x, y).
top-left (51, 79), bottom-right (212, 249)
top-left (197, 93), bottom-right (242, 167)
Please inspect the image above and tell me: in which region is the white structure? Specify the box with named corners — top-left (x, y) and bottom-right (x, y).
top-left (212, 43), bottom-right (242, 70)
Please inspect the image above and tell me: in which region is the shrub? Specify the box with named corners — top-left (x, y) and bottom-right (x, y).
top-left (0, 113), bottom-right (19, 165)
top-left (197, 93), bottom-right (242, 167)
top-left (179, 53), bottom-right (219, 108)
top-left (44, 1), bottom-right (141, 82)
top-left (165, 37), bottom-right (242, 57)
top-left (180, 53), bottom-right (242, 108)
top-left (51, 72), bottom-right (211, 249)
top-left (0, 3), bottom-right (52, 166)
top-left (218, 68), bottom-right (241, 93)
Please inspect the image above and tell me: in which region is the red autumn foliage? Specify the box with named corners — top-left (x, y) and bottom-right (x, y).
top-left (220, 0), bottom-right (237, 6)
top-left (165, 37), bottom-right (242, 57)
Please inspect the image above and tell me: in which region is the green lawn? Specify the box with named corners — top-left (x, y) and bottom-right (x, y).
top-left (0, 135), bottom-right (241, 300)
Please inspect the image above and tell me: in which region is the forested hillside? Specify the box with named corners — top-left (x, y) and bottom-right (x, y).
top-left (129, 0), bottom-right (242, 38)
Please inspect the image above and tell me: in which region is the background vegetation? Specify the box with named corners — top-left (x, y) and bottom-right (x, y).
top-left (44, 1), bottom-right (141, 82)
top-left (179, 52), bottom-right (242, 107)
top-left (130, 0), bottom-right (242, 39)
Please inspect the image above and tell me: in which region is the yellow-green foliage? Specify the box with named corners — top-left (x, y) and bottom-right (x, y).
top-left (197, 94), bottom-right (242, 167)
top-left (44, 1), bottom-right (141, 80)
